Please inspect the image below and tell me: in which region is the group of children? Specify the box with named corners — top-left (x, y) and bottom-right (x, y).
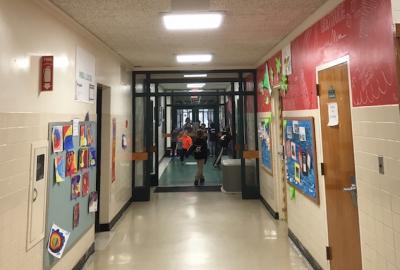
top-left (170, 120), bottom-right (232, 186)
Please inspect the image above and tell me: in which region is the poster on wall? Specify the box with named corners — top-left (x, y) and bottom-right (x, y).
top-left (47, 224), bottom-right (70, 259)
top-left (284, 117), bottom-right (319, 204)
top-left (282, 44), bottom-right (292, 76)
top-left (259, 116), bottom-right (273, 174)
top-left (112, 118), bottom-right (116, 183)
top-left (75, 47), bottom-right (96, 103)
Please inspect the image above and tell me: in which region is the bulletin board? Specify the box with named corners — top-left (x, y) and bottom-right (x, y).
top-left (44, 121), bottom-right (97, 269)
top-left (284, 117), bottom-right (319, 204)
top-left (259, 116), bottom-right (273, 174)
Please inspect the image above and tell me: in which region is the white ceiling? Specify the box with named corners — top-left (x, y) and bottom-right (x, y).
top-left (50, 0), bottom-right (327, 69)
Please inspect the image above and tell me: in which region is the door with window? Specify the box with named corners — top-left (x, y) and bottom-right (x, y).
top-left (318, 62), bottom-right (362, 269)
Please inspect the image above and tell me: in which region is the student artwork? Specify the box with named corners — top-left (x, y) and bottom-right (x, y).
top-left (66, 151), bottom-right (77, 177)
top-left (80, 125), bottom-right (87, 146)
top-left (52, 126), bottom-right (63, 153)
top-left (63, 125), bottom-right (74, 151)
top-left (284, 117), bottom-right (319, 204)
top-left (86, 125), bottom-right (94, 146)
top-left (259, 117), bottom-right (272, 173)
top-left (54, 155), bottom-right (65, 183)
top-left (47, 224), bottom-right (70, 259)
top-left (71, 175), bottom-right (81, 200)
top-left (79, 148), bottom-right (89, 169)
top-left (89, 147), bottom-right (96, 167)
top-left (88, 191), bottom-right (98, 213)
top-left (73, 203), bottom-right (80, 228)
top-left (82, 171), bottom-right (89, 197)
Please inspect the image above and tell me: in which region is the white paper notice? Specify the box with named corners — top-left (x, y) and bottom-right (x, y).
top-left (72, 119), bottom-right (79, 136)
top-left (327, 103), bottom-right (339, 126)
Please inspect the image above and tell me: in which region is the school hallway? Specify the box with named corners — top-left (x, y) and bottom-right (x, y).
top-left (84, 192), bottom-right (311, 270)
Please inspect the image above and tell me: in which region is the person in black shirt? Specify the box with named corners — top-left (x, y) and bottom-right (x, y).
top-left (208, 122), bottom-right (218, 157)
top-left (192, 129), bottom-right (208, 186)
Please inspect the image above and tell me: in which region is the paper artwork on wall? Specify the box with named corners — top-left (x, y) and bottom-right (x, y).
top-left (89, 147), bottom-right (96, 167)
top-left (73, 203), bottom-right (80, 228)
top-left (63, 125), bottom-right (74, 151)
top-left (112, 118), bottom-right (116, 183)
top-left (75, 47), bottom-right (96, 103)
top-left (89, 191), bottom-right (98, 213)
top-left (294, 163), bottom-right (301, 183)
top-left (282, 44), bottom-right (292, 76)
top-left (47, 224), bottom-right (70, 259)
top-left (87, 125), bottom-right (94, 146)
top-left (82, 171), bottom-right (89, 197)
top-left (79, 148), bottom-right (89, 169)
top-left (259, 116), bottom-right (272, 173)
top-left (66, 151), bottom-right (77, 177)
top-left (71, 175), bottom-right (81, 200)
top-left (299, 127), bottom-right (306, 141)
top-left (54, 155), bottom-right (65, 183)
top-left (80, 125), bottom-right (87, 146)
top-left (291, 142), bottom-right (296, 160)
top-left (292, 121), bottom-right (299, 134)
top-left (52, 126), bottom-right (63, 153)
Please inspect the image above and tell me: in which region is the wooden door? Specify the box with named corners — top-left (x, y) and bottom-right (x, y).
top-left (318, 63), bottom-right (362, 270)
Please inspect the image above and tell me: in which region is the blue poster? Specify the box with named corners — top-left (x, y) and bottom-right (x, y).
top-left (259, 117), bottom-right (272, 173)
top-left (284, 118), bottom-right (319, 203)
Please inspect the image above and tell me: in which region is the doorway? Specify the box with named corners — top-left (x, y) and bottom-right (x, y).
top-left (317, 59), bottom-right (362, 269)
top-left (132, 70), bottom-right (259, 200)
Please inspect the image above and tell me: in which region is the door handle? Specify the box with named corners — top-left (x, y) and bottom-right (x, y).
top-left (32, 188), bottom-right (38, 202)
top-left (343, 184), bottom-right (357, 192)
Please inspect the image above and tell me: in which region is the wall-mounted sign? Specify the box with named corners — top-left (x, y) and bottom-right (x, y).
top-left (40, 56), bottom-right (53, 91)
top-left (328, 86), bottom-right (336, 99)
top-left (75, 47), bottom-right (96, 103)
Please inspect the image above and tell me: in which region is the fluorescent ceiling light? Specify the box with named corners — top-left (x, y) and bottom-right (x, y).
top-left (177, 54), bottom-right (212, 63)
top-left (189, 89), bottom-right (204, 92)
top-left (187, 83), bottom-right (205, 88)
top-left (184, 74), bottom-right (208, 78)
top-left (163, 12), bottom-right (223, 30)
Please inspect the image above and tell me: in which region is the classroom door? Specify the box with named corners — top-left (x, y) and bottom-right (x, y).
top-left (318, 63), bottom-right (362, 270)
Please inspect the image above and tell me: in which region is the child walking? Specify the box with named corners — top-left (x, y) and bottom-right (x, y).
top-left (192, 129), bottom-right (208, 186)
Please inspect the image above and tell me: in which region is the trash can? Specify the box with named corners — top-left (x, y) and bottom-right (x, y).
top-left (221, 159), bottom-right (256, 192)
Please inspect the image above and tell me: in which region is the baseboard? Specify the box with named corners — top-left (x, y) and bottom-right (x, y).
top-left (288, 229), bottom-right (323, 270)
top-left (260, 195), bottom-right (279, 220)
top-left (97, 197), bottom-right (132, 232)
top-left (72, 242), bottom-right (95, 270)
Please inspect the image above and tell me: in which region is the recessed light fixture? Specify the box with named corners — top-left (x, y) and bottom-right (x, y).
top-left (163, 12), bottom-right (223, 30)
top-left (189, 89), bottom-right (204, 92)
top-left (177, 54), bottom-right (212, 63)
top-left (187, 83), bottom-right (205, 88)
top-left (184, 74), bottom-right (208, 78)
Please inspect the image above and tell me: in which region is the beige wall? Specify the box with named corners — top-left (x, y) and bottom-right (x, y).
top-left (0, 0), bottom-right (132, 269)
top-left (393, 0), bottom-right (400, 23)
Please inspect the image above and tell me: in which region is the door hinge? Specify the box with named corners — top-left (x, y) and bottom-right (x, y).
top-left (316, 84), bottom-right (320, 96)
top-left (326, 246), bottom-right (332, 261)
top-left (320, 163), bottom-right (325, 175)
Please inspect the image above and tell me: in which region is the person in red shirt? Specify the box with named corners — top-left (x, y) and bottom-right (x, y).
top-left (178, 130), bottom-right (192, 164)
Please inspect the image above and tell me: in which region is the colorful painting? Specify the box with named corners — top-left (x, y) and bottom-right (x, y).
top-left (63, 125), bottom-right (74, 151)
top-left (47, 224), bottom-right (70, 259)
top-left (89, 191), bottom-right (98, 213)
top-left (86, 125), bottom-right (94, 146)
top-left (284, 117), bottom-right (319, 204)
top-left (82, 171), bottom-right (89, 197)
top-left (73, 203), bottom-right (80, 228)
top-left (52, 126), bottom-right (63, 153)
top-left (112, 118), bottom-right (116, 183)
top-left (66, 151), bottom-right (77, 177)
top-left (71, 175), bottom-right (81, 200)
top-left (89, 147), bottom-right (96, 167)
top-left (79, 148), bottom-right (89, 169)
top-left (259, 116), bottom-right (272, 173)
top-left (54, 155), bottom-right (65, 183)
top-left (80, 125), bottom-right (87, 146)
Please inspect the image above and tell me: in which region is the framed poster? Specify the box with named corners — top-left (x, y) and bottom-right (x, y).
top-left (284, 117), bottom-right (319, 204)
top-left (259, 116), bottom-right (272, 174)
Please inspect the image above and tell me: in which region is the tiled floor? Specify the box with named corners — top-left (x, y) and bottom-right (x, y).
top-left (158, 156), bottom-right (222, 187)
top-left (84, 192), bottom-right (312, 270)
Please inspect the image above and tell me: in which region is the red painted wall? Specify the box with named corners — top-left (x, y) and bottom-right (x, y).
top-left (257, 0), bottom-right (399, 112)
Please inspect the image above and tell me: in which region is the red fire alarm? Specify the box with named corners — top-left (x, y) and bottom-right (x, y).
top-left (40, 56), bottom-right (53, 91)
